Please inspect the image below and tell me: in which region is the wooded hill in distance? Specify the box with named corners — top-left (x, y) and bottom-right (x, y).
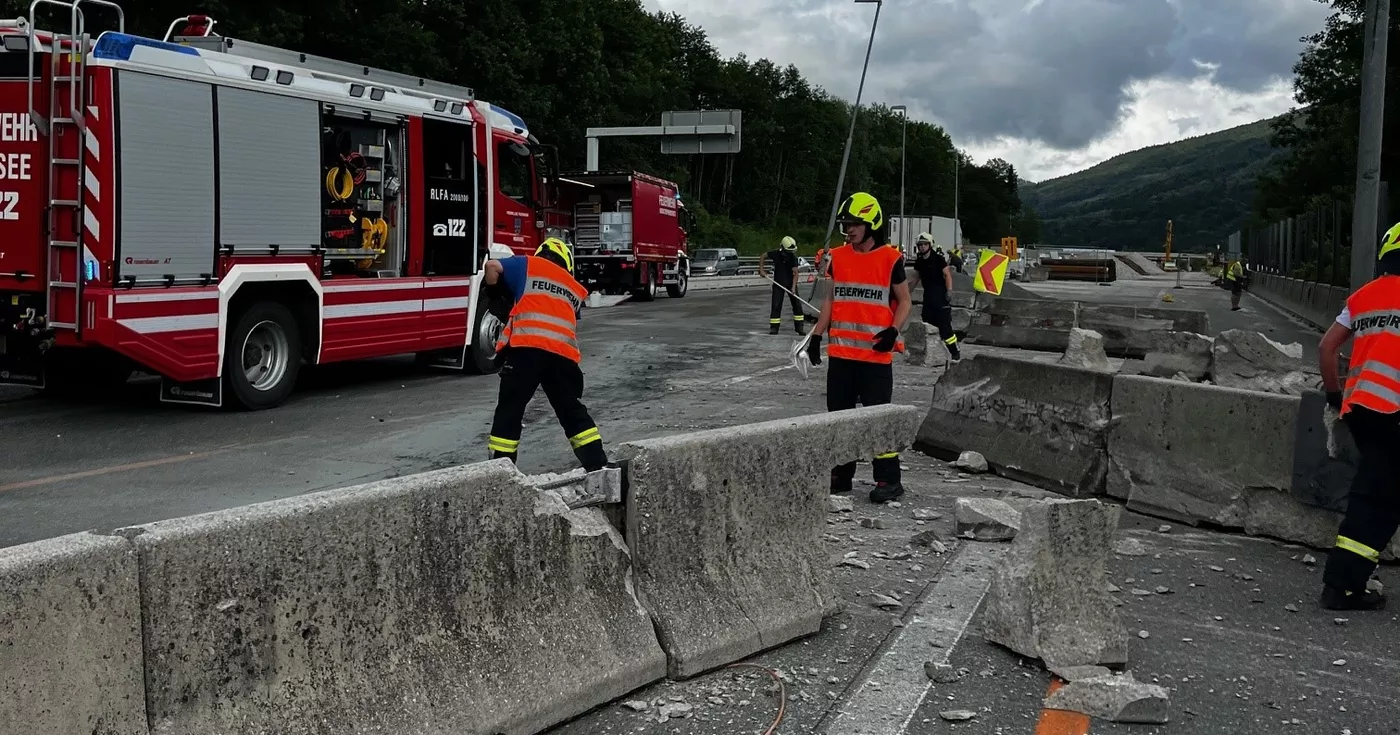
top-left (1020, 117), bottom-right (1280, 253)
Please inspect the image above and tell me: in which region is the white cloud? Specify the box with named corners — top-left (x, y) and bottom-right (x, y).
top-left (642, 0), bottom-right (1327, 181)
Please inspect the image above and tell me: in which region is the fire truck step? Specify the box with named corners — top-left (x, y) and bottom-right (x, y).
top-left (49, 240), bottom-right (79, 248)
top-left (49, 281), bottom-right (79, 288)
top-left (50, 199), bottom-right (80, 207)
top-left (53, 158), bottom-right (80, 166)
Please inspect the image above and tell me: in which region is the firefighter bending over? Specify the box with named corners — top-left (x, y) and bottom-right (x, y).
top-left (805, 192), bottom-right (913, 503)
top-left (1317, 222), bottom-right (1400, 610)
top-left (760, 236), bottom-right (806, 335)
top-left (483, 238), bottom-right (608, 472)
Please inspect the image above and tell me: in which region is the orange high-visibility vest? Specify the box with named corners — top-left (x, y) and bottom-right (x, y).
top-left (1343, 275), bottom-right (1400, 416)
top-left (828, 244), bottom-right (904, 364)
top-left (497, 256), bottom-right (589, 363)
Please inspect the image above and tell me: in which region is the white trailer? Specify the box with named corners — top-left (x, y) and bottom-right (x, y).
top-left (889, 215), bottom-right (963, 253)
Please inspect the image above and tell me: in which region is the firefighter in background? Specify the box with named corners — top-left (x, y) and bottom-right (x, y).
top-left (483, 238), bottom-right (608, 472)
top-left (907, 233), bottom-right (961, 362)
top-left (1317, 223), bottom-right (1400, 611)
top-left (950, 244), bottom-right (965, 274)
top-left (760, 236), bottom-right (805, 335)
top-left (1226, 257), bottom-right (1247, 311)
top-left (806, 192), bottom-right (913, 503)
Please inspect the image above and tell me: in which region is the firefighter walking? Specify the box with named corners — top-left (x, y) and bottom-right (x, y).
top-left (760, 236), bottom-right (806, 334)
top-left (483, 238), bottom-right (608, 472)
top-left (1226, 258), bottom-right (1247, 311)
top-left (805, 192), bottom-right (913, 503)
top-left (1316, 222), bottom-right (1400, 611)
top-left (908, 233), bottom-right (961, 362)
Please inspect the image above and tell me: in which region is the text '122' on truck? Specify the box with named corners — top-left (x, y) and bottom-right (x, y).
top-left (0, 8), bottom-right (691, 410)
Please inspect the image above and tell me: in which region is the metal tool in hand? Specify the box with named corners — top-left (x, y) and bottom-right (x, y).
top-left (757, 272), bottom-right (821, 314)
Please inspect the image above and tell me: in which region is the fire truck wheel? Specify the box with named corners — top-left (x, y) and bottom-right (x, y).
top-left (465, 302), bottom-right (503, 375)
top-left (224, 302), bottom-right (302, 410)
top-left (666, 262), bottom-right (689, 298)
top-left (632, 265), bottom-right (659, 302)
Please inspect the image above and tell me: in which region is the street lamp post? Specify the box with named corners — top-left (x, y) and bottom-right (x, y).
top-left (892, 104), bottom-right (907, 251)
top-left (821, 0), bottom-right (883, 254)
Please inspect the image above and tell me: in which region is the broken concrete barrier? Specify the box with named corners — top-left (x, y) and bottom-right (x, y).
top-left (1078, 304), bottom-right (1210, 358)
top-left (918, 353), bottom-right (1114, 496)
top-left (0, 533), bottom-right (146, 735)
top-left (1138, 331), bottom-right (1213, 380)
top-left (1211, 329), bottom-right (1314, 394)
top-left (965, 296), bottom-right (1078, 352)
top-left (128, 460), bottom-right (665, 735)
top-left (1060, 328), bottom-right (1111, 372)
top-left (1107, 375), bottom-right (1296, 526)
top-left (981, 499), bottom-right (1128, 670)
top-left (1044, 671), bottom-right (1170, 724)
top-left (619, 404), bottom-right (921, 678)
top-left (901, 319), bottom-right (951, 366)
top-left (954, 498), bottom-right (1021, 541)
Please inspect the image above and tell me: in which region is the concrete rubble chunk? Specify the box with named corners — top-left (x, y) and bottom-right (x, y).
top-left (1060, 328), bottom-right (1112, 372)
top-left (619, 405), bottom-right (922, 678)
top-left (1050, 664), bottom-right (1113, 682)
top-left (902, 319), bottom-right (952, 367)
top-left (939, 710), bottom-right (978, 722)
top-left (954, 450), bottom-right (989, 474)
top-left (1140, 331), bottom-right (1214, 380)
top-left (829, 495), bottom-right (854, 513)
top-left (982, 499), bottom-right (1128, 670)
top-left (1113, 537), bottom-right (1148, 556)
top-left (1211, 329), bottom-right (1313, 395)
top-left (919, 355), bottom-right (1114, 497)
top-left (925, 662), bottom-right (964, 683)
top-left (954, 497), bottom-right (1021, 541)
top-left (1043, 671), bottom-right (1170, 724)
top-left (0, 533), bottom-right (146, 735)
top-left (130, 460), bottom-right (666, 735)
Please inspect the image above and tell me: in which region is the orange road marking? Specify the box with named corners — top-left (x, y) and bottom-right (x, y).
top-left (1035, 679), bottom-right (1091, 735)
top-left (0, 449), bottom-right (228, 493)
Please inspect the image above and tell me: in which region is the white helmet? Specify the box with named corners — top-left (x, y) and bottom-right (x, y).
top-left (780, 236), bottom-right (797, 251)
top-left (916, 233), bottom-right (934, 247)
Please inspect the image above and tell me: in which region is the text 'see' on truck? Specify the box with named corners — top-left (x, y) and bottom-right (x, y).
top-left (0, 8), bottom-right (689, 410)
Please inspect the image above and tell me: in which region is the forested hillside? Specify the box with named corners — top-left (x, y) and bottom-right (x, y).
top-left (4, 0), bottom-right (1025, 252)
top-left (1020, 117), bottom-right (1279, 252)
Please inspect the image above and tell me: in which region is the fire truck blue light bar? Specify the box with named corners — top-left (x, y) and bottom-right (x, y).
top-left (92, 33), bottom-right (200, 62)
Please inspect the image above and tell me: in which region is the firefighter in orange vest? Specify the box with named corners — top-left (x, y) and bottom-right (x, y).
top-left (483, 238), bottom-right (607, 471)
top-left (805, 192), bottom-right (913, 503)
top-left (1317, 222), bottom-right (1400, 610)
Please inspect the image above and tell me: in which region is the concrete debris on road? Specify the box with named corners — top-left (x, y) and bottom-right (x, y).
top-left (911, 508), bottom-right (942, 521)
top-left (1113, 537), bottom-right (1148, 556)
top-left (657, 702), bottom-right (693, 721)
top-left (1043, 671), bottom-right (1170, 724)
top-left (1301, 554), bottom-right (1317, 565)
top-left (1157, 524), bottom-right (1173, 533)
top-left (829, 495), bottom-right (854, 513)
top-left (871, 593), bottom-right (902, 609)
top-left (1139, 331), bottom-right (1213, 381)
top-left (1210, 329), bottom-right (1313, 395)
top-left (621, 700), bottom-right (649, 712)
top-left (982, 499), bottom-right (1129, 670)
top-left (953, 497), bottom-right (1021, 541)
top-left (953, 451), bottom-right (990, 474)
top-left (1060, 328), bottom-right (1112, 372)
top-left (924, 662), bottom-right (966, 684)
top-left (938, 709), bottom-right (978, 722)
top-left (841, 558), bottom-right (871, 570)
top-left (902, 319), bottom-right (953, 367)
top-left (1137, 630), bottom-right (1150, 639)
top-left (1050, 664), bottom-right (1114, 682)
top-left (910, 529), bottom-right (949, 552)
top-left (859, 517), bottom-right (888, 530)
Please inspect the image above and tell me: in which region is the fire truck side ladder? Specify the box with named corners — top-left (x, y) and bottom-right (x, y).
top-left (26, 0), bottom-right (123, 331)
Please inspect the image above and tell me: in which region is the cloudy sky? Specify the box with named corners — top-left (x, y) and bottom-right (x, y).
top-left (642, 0), bottom-right (1333, 182)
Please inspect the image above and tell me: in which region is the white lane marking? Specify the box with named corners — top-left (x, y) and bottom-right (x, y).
top-left (823, 542), bottom-right (1004, 735)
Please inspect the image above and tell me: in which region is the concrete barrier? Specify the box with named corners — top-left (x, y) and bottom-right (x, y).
top-left (917, 354), bottom-right (1114, 497)
top-left (0, 533), bottom-right (146, 735)
top-left (1078, 304), bottom-right (1211, 357)
top-left (966, 297), bottom-right (1079, 352)
top-left (1250, 273), bottom-right (1348, 331)
top-left (1106, 376), bottom-right (1297, 525)
top-left (128, 460), bottom-right (665, 735)
top-left (618, 404), bottom-right (922, 679)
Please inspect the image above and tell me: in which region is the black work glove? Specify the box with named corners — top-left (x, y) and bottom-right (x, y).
top-left (806, 334), bottom-right (823, 366)
top-left (1327, 391), bottom-right (1344, 411)
top-left (872, 326), bottom-right (899, 353)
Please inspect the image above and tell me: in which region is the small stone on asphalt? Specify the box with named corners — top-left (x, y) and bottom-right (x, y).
top-left (1155, 586), bottom-right (1172, 594)
top-left (1284, 603), bottom-right (1299, 612)
top-left (1333, 659), bottom-right (1347, 666)
top-left (1157, 524), bottom-right (1172, 533)
top-left (1138, 630), bottom-right (1150, 639)
top-left (1209, 565), bottom-right (1225, 572)
top-left (1302, 554), bottom-right (1317, 565)
top-left (622, 700), bottom-right (649, 712)
top-left (842, 558), bottom-right (871, 570)
top-left (939, 710), bottom-right (978, 722)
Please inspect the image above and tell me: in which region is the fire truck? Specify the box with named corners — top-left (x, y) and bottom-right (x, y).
top-left (547, 170), bottom-right (692, 301)
top-left (0, 8), bottom-right (566, 409)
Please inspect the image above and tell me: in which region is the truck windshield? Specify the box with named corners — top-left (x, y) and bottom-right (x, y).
top-left (694, 249), bottom-right (720, 261)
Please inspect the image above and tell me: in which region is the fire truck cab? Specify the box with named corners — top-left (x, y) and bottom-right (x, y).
top-left (0, 7), bottom-right (549, 409)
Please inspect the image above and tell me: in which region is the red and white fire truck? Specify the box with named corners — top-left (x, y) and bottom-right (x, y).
top-left (0, 8), bottom-right (589, 409)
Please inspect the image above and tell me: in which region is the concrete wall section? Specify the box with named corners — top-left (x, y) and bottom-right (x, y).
top-left (619, 405), bottom-right (922, 679)
top-left (1078, 305), bottom-right (1210, 357)
top-left (129, 460), bottom-right (665, 735)
top-left (1250, 273), bottom-right (1348, 331)
top-left (0, 533), bottom-right (146, 735)
top-left (1107, 376), bottom-right (1298, 527)
top-left (918, 354), bottom-right (1114, 497)
top-left (966, 297), bottom-right (1079, 352)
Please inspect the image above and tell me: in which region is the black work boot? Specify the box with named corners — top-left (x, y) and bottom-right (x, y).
top-left (830, 476), bottom-right (852, 495)
top-left (794, 320), bottom-right (806, 335)
top-left (870, 482), bottom-right (905, 504)
top-left (770, 323), bottom-right (781, 335)
top-left (1321, 584), bottom-right (1387, 611)
top-left (949, 345), bottom-right (962, 362)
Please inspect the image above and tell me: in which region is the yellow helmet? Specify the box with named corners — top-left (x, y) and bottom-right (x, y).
top-left (780, 236), bottom-right (797, 251)
top-left (536, 237), bottom-right (574, 273)
top-left (1381, 222), bottom-right (1400, 259)
top-left (837, 192), bottom-right (884, 231)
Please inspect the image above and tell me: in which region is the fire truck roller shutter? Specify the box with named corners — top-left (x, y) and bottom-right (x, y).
top-left (116, 71), bottom-right (216, 284)
top-left (215, 87), bottom-right (321, 253)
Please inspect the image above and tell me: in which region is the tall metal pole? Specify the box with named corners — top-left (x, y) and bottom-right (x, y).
top-left (1351, 0), bottom-right (1390, 291)
top-left (898, 107), bottom-right (907, 251)
top-left (821, 0), bottom-right (882, 252)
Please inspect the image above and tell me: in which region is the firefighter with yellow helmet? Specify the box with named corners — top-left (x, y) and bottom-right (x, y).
top-left (806, 192), bottom-right (914, 503)
top-left (760, 235), bottom-right (806, 334)
top-left (482, 238), bottom-right (608, 472)
top-left (1316, 222), bottom-right (1400, 610)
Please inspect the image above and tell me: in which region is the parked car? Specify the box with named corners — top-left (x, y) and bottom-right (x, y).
top-left (692, 248), bottom-right (743, 276)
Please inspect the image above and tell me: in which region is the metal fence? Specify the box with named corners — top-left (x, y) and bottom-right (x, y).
top-left (1239, 201), bottom-right (1353, 287)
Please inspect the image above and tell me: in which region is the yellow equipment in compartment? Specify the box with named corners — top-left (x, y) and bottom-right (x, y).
top-left (357, 217), bottom-right (389, 269)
